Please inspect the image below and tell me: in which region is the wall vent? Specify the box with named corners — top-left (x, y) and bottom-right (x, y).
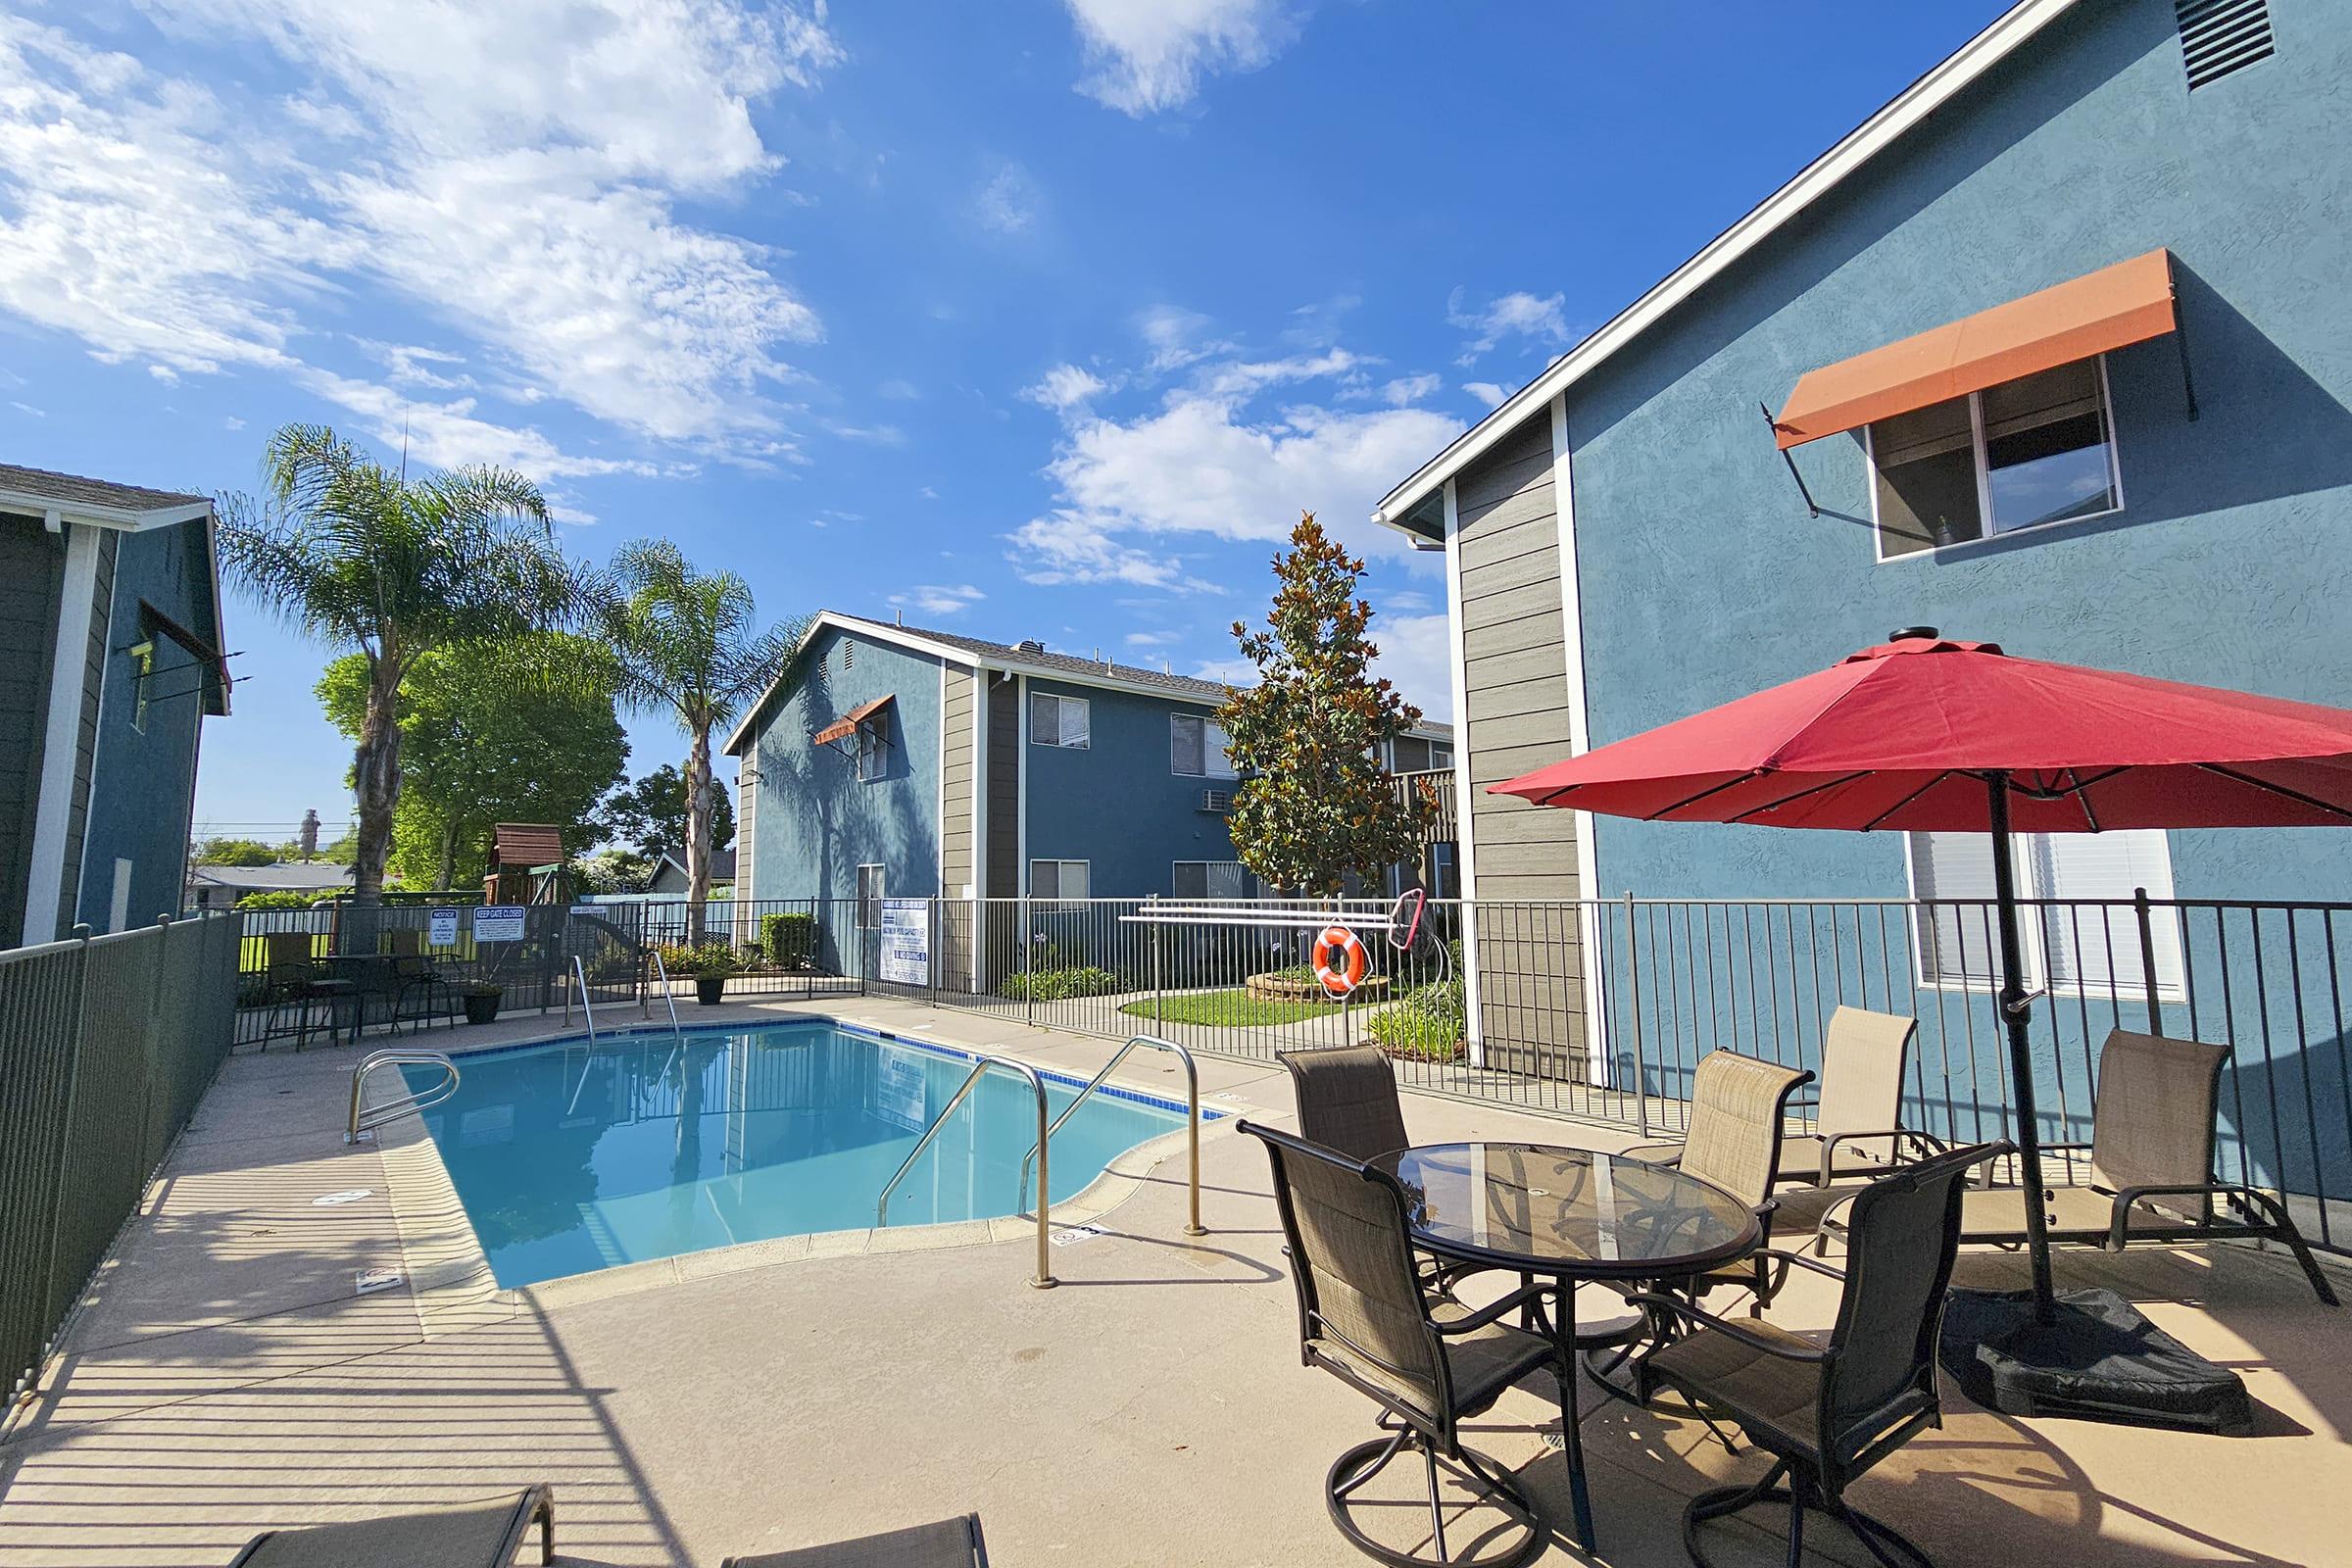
top-left (1200, 789), bottom-right (1233, 813)
top-left (2176, 0), bottom-right (2275, 90)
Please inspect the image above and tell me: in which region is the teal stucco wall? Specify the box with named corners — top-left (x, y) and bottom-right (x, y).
top-left (1019, 676), bottom-right (1239, 896)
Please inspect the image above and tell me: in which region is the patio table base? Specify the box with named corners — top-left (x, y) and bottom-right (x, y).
top-left (1938, 1285), bottom-right (2253, 1435)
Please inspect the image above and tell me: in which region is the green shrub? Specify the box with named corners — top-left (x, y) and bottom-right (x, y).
top-left (997, 965), bottom-right (1123, 1002)
top-left (658, 941), bottom-right (743, 978)
top-left (761, 910), bottom-right (816, 967)
top-left (235, 889), bottom-right (326, 911)
top-left (1369, 976), bottom-right (1465, 1063)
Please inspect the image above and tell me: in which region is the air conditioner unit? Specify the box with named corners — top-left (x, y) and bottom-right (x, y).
top-left (1200, 789), bottom-right (1232, 813)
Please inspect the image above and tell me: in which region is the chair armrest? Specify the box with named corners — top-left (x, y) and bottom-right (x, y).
top-left (1748, 1246), bottom-right (1846, 1284)
top-left (1813, 1128), bottom-right (1951, 1185)
top-left (1622, 1292), bottom-right (1831, 1363)
top-left (2103, 1180), bottom-right (2269, 1247)
top-left (1431, 1281), bottom-right (1555, 1336)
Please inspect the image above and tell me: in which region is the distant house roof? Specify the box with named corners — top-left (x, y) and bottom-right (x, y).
top-left (651, 848), bottom-right (736, 889)
top-left (1370, 0), bottom-right (2092, 542)
top-left (0, 463), bottom-right (215, 530)
top-left (492, 823), bottom-right (565, 868)
top-left (186, 862), bottom-right (353, 893)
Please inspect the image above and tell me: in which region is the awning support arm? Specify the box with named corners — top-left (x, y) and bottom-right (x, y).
top-left (2174, 307), bottom-right (2199, 422)
top-left (1762, 403), bottom-right (1820, 517)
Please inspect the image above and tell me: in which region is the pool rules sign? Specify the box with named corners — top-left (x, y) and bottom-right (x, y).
top-left (878, 899), bottom-right (930, 985)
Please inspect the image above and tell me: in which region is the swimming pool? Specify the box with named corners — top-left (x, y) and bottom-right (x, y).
top-left (404, 1020), bottom-right (1203, 1288)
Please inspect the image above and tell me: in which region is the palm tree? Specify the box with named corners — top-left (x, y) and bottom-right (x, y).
top-left (595, 540), bottom-right (798, 940)
top-left (220, 424), bottom-right (575, 915)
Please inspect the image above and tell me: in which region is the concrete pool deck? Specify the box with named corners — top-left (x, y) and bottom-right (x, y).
top-left (1, 997), bottom-right (2345, 1566)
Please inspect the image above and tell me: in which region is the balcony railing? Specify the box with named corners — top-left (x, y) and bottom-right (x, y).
top-left (1389, 767), bottom-right (1456, 842)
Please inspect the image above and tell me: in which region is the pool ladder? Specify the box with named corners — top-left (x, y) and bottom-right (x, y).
top-left (347, 1049), bottom-right (461, 1143)
top-left (1017, 1034), bottom-right (1204, 1238)
top-left (874, 1054), bottom-right (1058, 1289)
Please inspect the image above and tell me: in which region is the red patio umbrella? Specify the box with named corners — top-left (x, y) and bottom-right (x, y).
top-left (1493, 628), bottom-right (2352, 1327)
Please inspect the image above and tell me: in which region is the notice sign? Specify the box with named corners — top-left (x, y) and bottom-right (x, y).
top-left (427, 906), bottom-right (460, 948)
top-left (472, 905), bottom-right (526, 944)
top-left (872, 1043), bottom-right (928, 1131)
top-left (878, 899), bottom-right (930, 985)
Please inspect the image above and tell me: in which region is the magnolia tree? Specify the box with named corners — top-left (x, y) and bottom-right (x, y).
top-left (1219, 513), bottom-right (1434, 896)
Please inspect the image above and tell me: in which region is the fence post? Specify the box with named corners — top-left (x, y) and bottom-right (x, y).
top-left (1623, 891), bottom-right (1648, 1139)
top-left (1148, 894), bottom-right (1162, 1028)
top-left (40, 925), bottom-right (95, 1340)
top-left (1021, 897), bottom-right (1034, 1027)
top-left (135, 915), bottom-right (172, 1167)
top-left (2133, 886), bottom-right (2165, 1037)
top-left (928, 899), bottom-right (941, 1007)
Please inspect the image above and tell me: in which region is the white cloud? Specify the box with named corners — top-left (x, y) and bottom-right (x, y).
top-left (1462, 380), bottom-right (1509, 409)
top-left (1386, 589), bottom-right (1434, 613)
top-left (1137, 303), bottom-right (1229, 371)
top-left (355, 338), bottom-right (472, 390)
top-left (1008, 511), bottom-right (1200, 590)
top-left (1369, 612), bottom-right (1453, 723)
top-left (1062, 0), bottom-right (1299, 116)
top-left (223, 415), bottom-right (246, 430)
top-left (1193, 348), bottom-right (1367, 400)
top-left (1189, 656), bottom-right (1255, 686)
top-left (0, 4), bottom-right (839, 477)
top-left (1382, 372), bottom-right (1440, 407)
top-left (974, 160), bottom-right (1043, 234)
top-left (889, 583), bottom-right (987, 617)
top-left (916, 485), bottom-right (940, 500)
top-left (1022, 364), bottom-right (1111, 413)
top-left (1447, 288), bottom-right (1571, 364)
top-left (10, 400), bottom-right (43, 416)
top-left (1124, 629), bottom-right (1180, 647)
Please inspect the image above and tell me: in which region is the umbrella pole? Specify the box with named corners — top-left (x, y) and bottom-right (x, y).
top-left (1985, 772), bottom-right (2058, 1323)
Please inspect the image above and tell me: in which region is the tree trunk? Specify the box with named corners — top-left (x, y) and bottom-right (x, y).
top-left (684, 726), bottom-right (712, 945)
top-left (434, 819), bottom-right (459, 894)
top-left (348, 657), bottom-right (404, 953)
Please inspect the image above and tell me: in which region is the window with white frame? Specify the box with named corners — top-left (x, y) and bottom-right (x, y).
top-left (1870, 358), bottom-right (2120, 559)
top-left (856, 863), bottom-right (885, 928)
top-left (128, 639), bottom-right (155, 733)
top-left (856, 712), bottom-right (888, 782)
top-left (1029, 692), bottom-right (1090, 749)
top-left (1172, 859), bottom-right (1251, 900)
top-left (1432, 744), bottom-right (1454, 771)
top-left (1170, 713), bottom-right (1236, 778)
top-left (1029, 858), bottom-right (1089, 906)
top-left (1908, 828), bottom-right (2182, 996)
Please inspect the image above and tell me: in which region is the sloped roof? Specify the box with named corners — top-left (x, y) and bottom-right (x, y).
top-left (492, 823), bottom-right (565, 867)
top-left (0, 463), bottom-right (213, 525)
top-left (186, 862), bottom-right (353, 892)
top-left (829, 612), bottom-right (1237, 701)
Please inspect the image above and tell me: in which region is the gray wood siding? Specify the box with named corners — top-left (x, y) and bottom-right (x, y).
top-left (941, 668), bottom-right (976, 895)
top-left (1454, 416), bottom-right (1589, 1077)
top-left (985, 677), bottom-right (1019, 895)
top-left (0, 514), bottom-right (62, 948)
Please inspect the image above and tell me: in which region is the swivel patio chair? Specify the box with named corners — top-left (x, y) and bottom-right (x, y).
top-left (1621, 1051), bottom-right (1814, 1309)
top-left (228, 1485), bottom-right (553, 1567)
top-left (721, 1512), bottom-right (989, 1567)
top-left (1956, 1029), bottom-right (2337, 1306)
top-left (1631, 1142), bottom-right (2008, 1568)
top-left (1776, 1007), bottom-right (1943, 1188)
top-left (1242, 1118), bottom-right (1569, 1568)
top-left (1282, 1046), bottom-right (1412, 1162)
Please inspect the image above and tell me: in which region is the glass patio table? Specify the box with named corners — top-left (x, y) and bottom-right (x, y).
top-left (1371, 1142), bottom-right (1761, 1554)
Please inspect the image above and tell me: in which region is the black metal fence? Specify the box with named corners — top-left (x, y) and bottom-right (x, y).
top-left (1, 912), bottom-right (241, 1397)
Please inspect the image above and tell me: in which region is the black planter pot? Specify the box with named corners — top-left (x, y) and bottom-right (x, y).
top-left (463, 992), bottom-right (502, 1025)
top-left (695, 975), bottom-right (729, 1005)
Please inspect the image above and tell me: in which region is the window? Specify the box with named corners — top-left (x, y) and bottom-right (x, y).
top-left (1909, 828), bottom-right (2182, 997)
top-left (1871, 358), bottom-right (2120, 559)
top-left (856, 713), bottom-right (888, 782)
top-left (1170, 713), bottom-right (1236, 777)
top-left (1030, 692), bottom-right (1090, 749)
top-left (1432, 745), bottom-right (1454, 771)
top-left (1029, 858), bottom-right (1089, 903)
top-left (128, 640), bottom-right (155, 733)
top-left (856, 864), bottom-right (885, 928)
top-left (1173, 860), bottom-right (1251, 899)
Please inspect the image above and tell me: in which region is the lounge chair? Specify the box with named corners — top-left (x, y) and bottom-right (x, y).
top-left (1241, 1117), bottom-right (1569, 1568)
top-left (1776, 1006), bottom-right (1943, 1188)
top-left (721, 1514), bottom-right (989, 1567)
top-left (1632, 1143), bottom-right (2007, 1568)
top-left (227, 1486), bottom-right (553, 1567)
top-left (1957, 1029), bottom-right (2337, 1306)
top-left (1621, 1050), bottom-right (1814, 1308)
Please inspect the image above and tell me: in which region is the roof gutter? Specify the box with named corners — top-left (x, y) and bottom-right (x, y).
top-left (0, 489), bottom-right (214, 533)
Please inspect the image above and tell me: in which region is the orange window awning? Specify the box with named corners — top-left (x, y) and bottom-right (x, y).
top-left (1772, 249), bottom-right (2179, 449)
top-left (812, 694), bottom-right (893, 747)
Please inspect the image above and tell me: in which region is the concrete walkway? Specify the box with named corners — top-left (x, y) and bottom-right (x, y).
top-left (0, 998), bottom-right (2343, 1566)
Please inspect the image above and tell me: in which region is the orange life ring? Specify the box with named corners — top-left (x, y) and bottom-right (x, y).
top-left (1312, 925), bottom-right (1368, 998)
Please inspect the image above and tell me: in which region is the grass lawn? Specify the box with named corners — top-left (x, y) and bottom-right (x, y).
top-left (1119, 989), bottom-right (1347, 1028)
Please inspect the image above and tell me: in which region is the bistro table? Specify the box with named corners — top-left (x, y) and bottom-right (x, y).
top-left (1371, 1141), bottom-right (1762, 1555)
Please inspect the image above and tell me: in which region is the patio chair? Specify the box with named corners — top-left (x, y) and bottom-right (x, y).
top-left (259, 930), bottom-right (355, 1049)
top-left (1621, 1051), bottom-right (1814, 1309)
top-left (721, 1513), bottom-right (988, 1567)
top-left (1280, 1046), bottom-right (1410, 1160)
top-left (227, 1485), bottom-right (553, 1567)
top-left (1630, 1142), bottom-right (2007, 1568)
top-left (1776, 1007), bottom-right (1944, 1188)
top-left (1241, 1117), bottom-right (1568, 1568)
top-left (1957, 1030), bottom-right (2337, 1306)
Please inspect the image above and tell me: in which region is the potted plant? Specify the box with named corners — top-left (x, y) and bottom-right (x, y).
top-left (461, 981), bottom-right (504, 1025)
top-left (688, 943), bottom-right (741, 1004)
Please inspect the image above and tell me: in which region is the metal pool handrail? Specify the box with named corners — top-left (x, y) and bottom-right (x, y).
top-left (571, 955), bottom-right (598, 1045)
top-left (649, 948), bottom-right (685, 1055)
top-left (1018, 1033), bottom-right (1205, 1237)
top-left (347, 1050), bottom-right (460, 1143)
top-left (875, 1054), bottom-right (1056, 1289)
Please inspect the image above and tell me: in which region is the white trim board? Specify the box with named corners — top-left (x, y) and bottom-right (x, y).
top-left (23, 522), bottom-right (102, 942)
top-left (1548, 397), bottom-right (1610, 1088)
top-left (1441, 478), bottom-right (1484, 1063)
top-left (1371, 0), bottom-right (2087, 540)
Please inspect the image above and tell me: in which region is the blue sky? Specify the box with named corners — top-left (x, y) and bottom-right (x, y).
top-left (0, 0), bottom-right (2003, 847)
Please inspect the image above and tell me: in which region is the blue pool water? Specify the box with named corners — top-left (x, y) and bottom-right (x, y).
top-left (405, 1020), bottom-right (1200, 1287)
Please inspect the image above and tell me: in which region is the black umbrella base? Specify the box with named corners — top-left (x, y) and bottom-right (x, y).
top-left (1938, 1286), bottom-right (2253, 1436)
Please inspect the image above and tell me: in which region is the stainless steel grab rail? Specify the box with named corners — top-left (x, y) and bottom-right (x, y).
top-left (875, 1054), bottom-right (1055, 1289)
top-left (347, 1050), bottom-right (460, 1143)
top-left (572, 955), bottom-right (598, 1045)
top-left (1017, 1033), bottom-right (1205, 1237)
top-left (649, 948), bottom-right (685, 1055)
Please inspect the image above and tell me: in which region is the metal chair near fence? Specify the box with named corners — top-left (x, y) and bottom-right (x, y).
top-left (1621, 1051), bottom-right (1814, 1311)
top-left (258, 929), bottom-right (356, 1049)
